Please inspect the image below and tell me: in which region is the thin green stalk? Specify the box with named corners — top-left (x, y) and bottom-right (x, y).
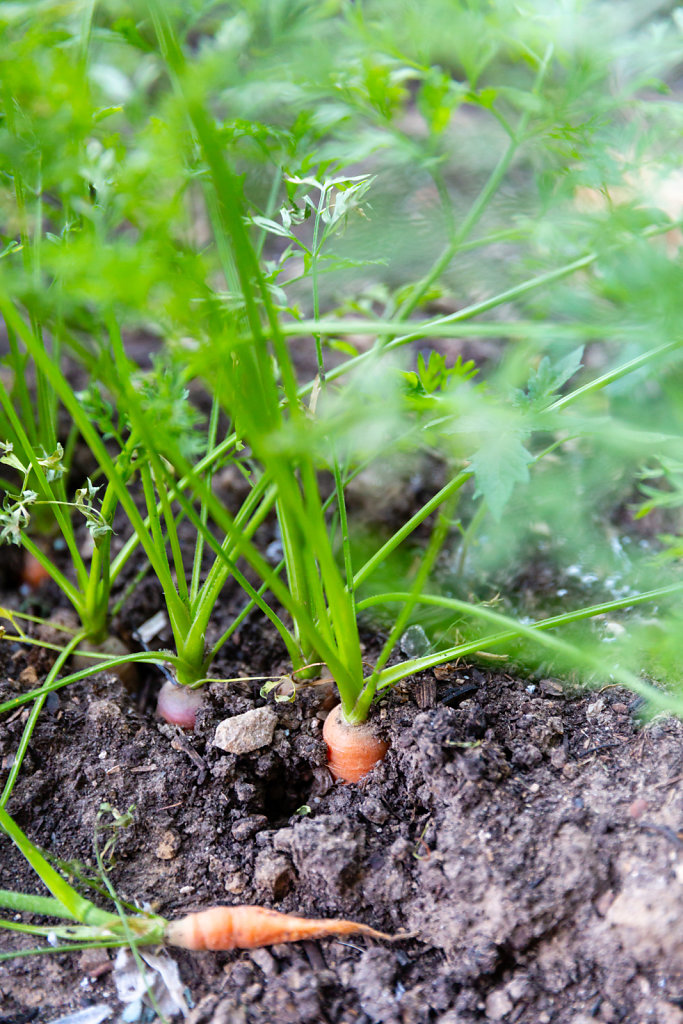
top-left (206, 454), bottom-right (375, 663)
top-left (78, 0), bottom-right (97, 67)
top-left (93, 816), bottom-right (169, 1024)
top-left (207, 562), bottom-right (285, 661)
top-left (326, 252), bottom-right (599, 388)
top-left (139, 462), bottom-right (188, 635)
top-left (255, 166), bottom-right (284, 257)
top-left (168, 482), bottom-right (304, 675)
top-left (4, 324), bottom-right (36, 447)
top-left (108, 432), bottom-right (243, 584)
top-left (0, 374), bottom-right (89, 591)
top-left (0, 631), bottom-right (87, 808)
top-left (0, 939), bottom-right (126, 961)
top-left (311, 186), bottom-right (325, 373)
top-left (203, 185), bottom-right (241, 295)
top-left (278, 318), bottom-right (610, 340)
top-left (321, 217), bottom-right (682, 391)
top-left (453, 501), bottom-right (486, 578)
top-left (360, 581), bottom-right (683, 693)
top-left (82, 466), bottom-right (127, 641)
top-left (332, 456), bottom-right (355, 604)
top-left (548, 340), bottom-right (681, 411)
top-left (102, 316), bottom-right (305, 679)
top-left (395, 44), bottom-right (554, 320)
top-left (19, 533), bottom-right (83, 611)
top-left (189, 475), bottom-right (277, 624)
top-left (155, 463), bottom-right (190, 608)
top-left (308, 187), bottom-right (356, 614)
top-left (0, 651), bottom-right (194, 717)
top-left (354, 469), bottom-right (472, 588)
top-left (147, 0), bottom-right (302, 418)
top-left (0, 297), bottom-right (185, 616)
top-left (276, 493), bottom-right (320, 662)
top-left (189, 394), bottom-right (220, 605)
top-left (164, 461), bottom-right (353, 687)
top-left (352, 505), bottom-right (455, 722)
top-left (0, 920), bottom-right (95, 938)
top-left (0, 890), bottom-right (77, 919)
top-left (296, 458), bottom-right (363, 693)
top-left (0, 806), bottom-right (117, 927)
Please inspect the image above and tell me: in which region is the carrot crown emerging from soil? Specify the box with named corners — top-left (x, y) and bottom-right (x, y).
top-left (323, 703), bottom-right (390, 783)
top-left (165, 904), bottom-right (397, 951)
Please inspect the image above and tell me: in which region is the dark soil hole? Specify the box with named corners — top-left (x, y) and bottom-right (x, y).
top-left (260, 764), bottom-right (315, 824)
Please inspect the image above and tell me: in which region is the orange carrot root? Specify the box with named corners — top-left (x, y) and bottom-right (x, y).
top-left (21, 552), bottom-right (50, 591)
top-left (323, 703), bottom-right (389, 783)
top-left (165, 904), bottom-right (398, 951)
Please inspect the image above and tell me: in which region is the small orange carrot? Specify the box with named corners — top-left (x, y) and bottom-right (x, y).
top-left (21, 552), bottom-right (51, 591)
top-left (322, 703), bottom-right (389, 784)
top-left (165, 904), bottom-right (396, 951)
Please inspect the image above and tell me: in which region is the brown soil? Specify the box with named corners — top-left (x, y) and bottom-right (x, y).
top-left (3, 603), bottom-right (683, 1024)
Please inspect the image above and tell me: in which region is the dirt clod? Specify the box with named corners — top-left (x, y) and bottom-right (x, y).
top-left (253, 851), bottom-right (295, 898)
top-left (155, 829), bottom-right (182, 860)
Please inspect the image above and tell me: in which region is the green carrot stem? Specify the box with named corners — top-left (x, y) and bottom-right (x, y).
top-left (0, 631), bottom-right (87, 809)
top-left (0, 889), bottom-right (77, 920)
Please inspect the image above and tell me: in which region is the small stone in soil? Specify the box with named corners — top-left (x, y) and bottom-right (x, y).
top-left (231, 815), bottom-right (268, 841)
top-left (214, 706), bottom-right (277, 754)
top-left (485, 988), bottom-right (513, 1020)
top-left (225, 871), bottom-right (246, 894)
top-left (400, 624), bottom-right (430, 657)
top-left (19, 665), bottom-right (39, 687)
top-left (155, 829), bottom-right (181, 860)
top-left (539, 678), bottom-right (565, 698)
top-left (360, 797), bottom-right (389, 825)
top-left (628, 798), bottom-right (649, 819)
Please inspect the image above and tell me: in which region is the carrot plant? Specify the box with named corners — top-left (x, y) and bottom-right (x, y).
top-left (0, 297), bottom-right (296, 725)
top-left (136, 0), bottom-right (683, 777)
top-left (1, 0), bottom-right (683, 765)
top-left (2, 2), bottom-right (683, 994)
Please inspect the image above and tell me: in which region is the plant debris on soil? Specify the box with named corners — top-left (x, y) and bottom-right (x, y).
top-left (3, 610), bottom-right (683, 1024)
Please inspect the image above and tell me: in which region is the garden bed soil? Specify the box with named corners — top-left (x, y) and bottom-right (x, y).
top-left (3, 612), bottom-right (683, 1024)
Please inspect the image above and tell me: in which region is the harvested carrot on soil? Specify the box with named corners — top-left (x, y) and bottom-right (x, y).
top-left (323, 703), bottom-right (389, 783)
top-left (165, 904), bottom-right (398, 951)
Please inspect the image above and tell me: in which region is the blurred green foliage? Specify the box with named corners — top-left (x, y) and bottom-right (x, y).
top-left (1, 0), bottom-right (683, 696)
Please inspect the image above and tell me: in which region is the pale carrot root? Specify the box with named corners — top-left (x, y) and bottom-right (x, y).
top-left (323, 703), bottom-right (389, 783)
top-left (165, 904), bottom-right (397, 951)
top-left (157, 680), bottom-right (204, 729)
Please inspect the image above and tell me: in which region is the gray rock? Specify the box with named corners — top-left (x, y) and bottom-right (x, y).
top-left (214, 706), bottom-right (277, 754)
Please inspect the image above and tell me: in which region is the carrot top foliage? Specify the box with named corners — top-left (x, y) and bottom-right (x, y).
top-left (0, 1), bottom-right (682, 752)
